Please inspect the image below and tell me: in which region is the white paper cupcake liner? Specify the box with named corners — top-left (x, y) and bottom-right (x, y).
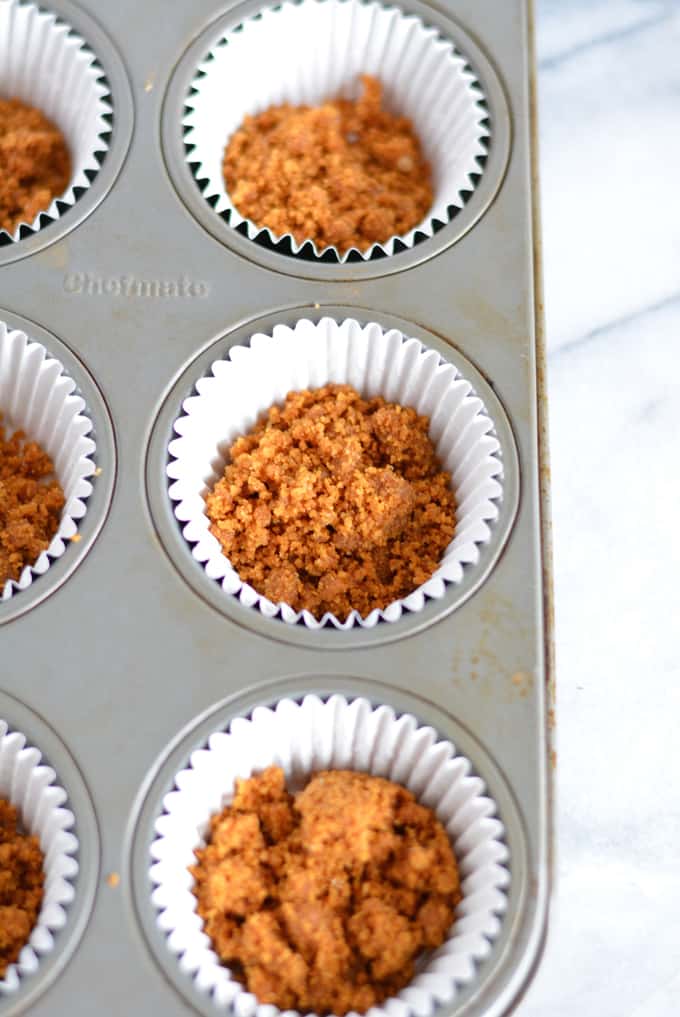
top-left (150, 694), bottom-right (509, 1016)
top-left (0, 0), bottom-right (112, 244)
top-left (0, 320), bottom-right (97, 601)
top-left (0, 718), bottom-right (78, 995)
top-left (167, 317), bottom-right (503, 629)
top-left (184, 0), bottom-right (489, 261)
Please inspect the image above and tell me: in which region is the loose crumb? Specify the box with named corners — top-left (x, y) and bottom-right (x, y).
top-left (106, 872), bottom-right (120, 889)
top-left (205, 384), bottom-right (456, 619)
top-left (192, 767), bottom-right (461, 1015)
top-left (0, 798), bottom-right (44, 979)
top-left (0, 98), bottom-right (71, 235)
top-left (223, 75), bottom-right (433, 253)
top-left (0, 418), bottom-right (65, 587)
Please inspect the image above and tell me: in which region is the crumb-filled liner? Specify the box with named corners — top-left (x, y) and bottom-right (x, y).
top-left (167, 317), bottom-right (504, 629)
top-left (0, 0), bottom-right (112, 244)
top-left (0, 321), bottom-right (97, 601)
top-left (0, 719), bottom-right (78, 995)
top-left (150, 694), bottom-right (509, 1016)
top-left (183, 0), bottom-right (489, 261)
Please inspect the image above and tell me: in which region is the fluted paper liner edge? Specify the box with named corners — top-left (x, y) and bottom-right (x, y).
top-left (167, 316), bottom-right (503, 629)
top-left (150, 694), bottom-right (509, 1016)
top-left (0, 0), bottom-right (112, 244)
top-left (0, 719), bottom-right (79, 994)
top-left (183, 0), bottom-right (489, 261)
top-left (1, 321), bottom-right (97, 601)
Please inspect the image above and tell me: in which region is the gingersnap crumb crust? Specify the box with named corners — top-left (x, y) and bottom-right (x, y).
top-left (0, 798), bottom-right (45, 980)
top-left (0, 418), bottom-right (65, 587)
top-left (223, 76), bottom-right (433, 254)
top-left (0, 97), bottom-right (71, 236)
top-left (205, 383), bottom-right (457, 620)
top-left (191, 766), bottom-right (461, 1015)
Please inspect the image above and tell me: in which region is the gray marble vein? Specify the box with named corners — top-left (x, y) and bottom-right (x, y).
top-left (537, 0), bottom-right (680, 353)
top-left (516, 3), bottom-right (680, 1015)
top-left (537, 0), bottom-right (672, 68)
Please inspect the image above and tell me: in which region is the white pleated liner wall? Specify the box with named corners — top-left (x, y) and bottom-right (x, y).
top-left (167, 317), bottom-right (503, 629)
top-left (0, 0), bottom-right (111, 242)
top-left (0, 322), bottom-right (97, 601)
top-left (150, 695), bottom-right (509, 1016)
top-left (184, 0), bottom-right (489, 260)
top-left (0, 720), bottom-right (78, 995)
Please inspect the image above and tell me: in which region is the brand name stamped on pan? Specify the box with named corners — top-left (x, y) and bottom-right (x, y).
top-left (63, 273), bottom-right (210, 298)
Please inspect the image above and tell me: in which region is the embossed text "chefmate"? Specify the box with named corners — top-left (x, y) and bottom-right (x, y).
top-left (63, 273), bottom-right (209, 297)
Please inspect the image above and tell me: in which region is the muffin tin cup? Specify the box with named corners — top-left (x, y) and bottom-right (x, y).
top-left (149, 693), bottom-right (509, 1017)
top-left (167, 316), bottom-right (504, 630)
top-left (0, 719), bottom-right (79, 996)
top-left (0, 320), bottom-right (97, 602)
top-left (183, 0), bottom-right (489, 262)
top-left (0, 0), bottom-right (111, 245)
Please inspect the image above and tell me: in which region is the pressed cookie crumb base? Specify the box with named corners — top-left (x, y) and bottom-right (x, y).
top-left (205, 384), bottom-right (457, 619)
top-left (191, 766), bottom-right (461, 1015)
top-left (0, 419), bottom-right (65, 586)
top-left (223, 76), bottom-right (433, 253)
top-left (0, 798), bottom-right (45, 980)
top-left (0, 98), bottom-right (71, 236)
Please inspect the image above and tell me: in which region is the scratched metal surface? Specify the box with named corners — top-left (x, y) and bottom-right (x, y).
top-left (0, 1), bottom-right (551, 1014)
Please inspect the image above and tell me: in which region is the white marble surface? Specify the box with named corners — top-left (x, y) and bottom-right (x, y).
top-left (517, 2), bottom-right (680, 1015)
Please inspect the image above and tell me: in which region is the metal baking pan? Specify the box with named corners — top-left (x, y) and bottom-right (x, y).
top-left (0, 0), bottom-right (552, 1014)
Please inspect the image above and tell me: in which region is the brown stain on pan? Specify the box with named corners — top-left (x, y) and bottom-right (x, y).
top-left (527, 12), bottom-right (556, 702)
top-left (529, 0), bottom-right (557, 894)
top-left (511, 671), bottom-right (533, 698)
top-left (451, 591), bottom-right (535, 705)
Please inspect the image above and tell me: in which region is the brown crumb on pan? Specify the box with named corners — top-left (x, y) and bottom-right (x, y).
top-left (0, 418), bottom-right (65, 587)
top-left (223, 75), bottom-right (433, 253)
top-left (0, 98), bottom-right (71, 235)
top-left (205, 383), bottom-right (456, 619)
top-left (0, 798), bottom-right (45, 979)
top-left (191, 766), bottom-right (461, 1015)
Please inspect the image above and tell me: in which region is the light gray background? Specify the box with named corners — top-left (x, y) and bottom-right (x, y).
top-left (521, 2), bottom-right (680, 1015)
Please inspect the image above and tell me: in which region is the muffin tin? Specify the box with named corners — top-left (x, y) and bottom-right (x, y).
top-left (0, 1), bottom-right (552, 1015)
